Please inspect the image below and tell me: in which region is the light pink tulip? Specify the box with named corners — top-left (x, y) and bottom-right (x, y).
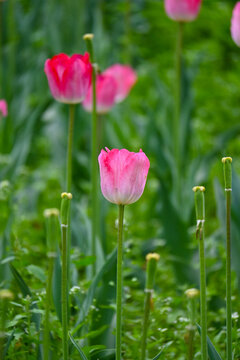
top-left (164, 0), bottom-right (202, 22)
top-left (98, 148), bottom-right (150, 205)
top-left (0, 100), bottom-right (7, 117)
top-left (44, 53), bottom-right (92, 104)
top-left (231, 2), bottom-right (240, 47)
top-left (104, 64), bottom-right (137, 103)
top-left (82, 73), bottom-right (118, 114)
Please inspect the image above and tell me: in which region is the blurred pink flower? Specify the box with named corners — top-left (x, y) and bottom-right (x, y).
top-left (0, 100), bottom-right (7, 117)
top-left (82, 73), bottom-right (118, 114)
top-left (104, 64), bottom-right (137, 103)
top-left (231, 2), bottom-right (240, 47)
top-left (44, 53), bottom-right (92, 104)
top-left (164, 0), bottom-right (202, 22)
top-left (98, 148), bottom-right (150, 205)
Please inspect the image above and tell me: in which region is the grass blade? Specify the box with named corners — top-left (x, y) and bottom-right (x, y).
top-left (69, 333), bottom-right (88, 360)
top-left (197, 324), bottom-right (222, 360)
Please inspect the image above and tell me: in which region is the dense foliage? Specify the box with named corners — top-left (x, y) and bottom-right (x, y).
top-left (0, 0), bottom-right (240, 359)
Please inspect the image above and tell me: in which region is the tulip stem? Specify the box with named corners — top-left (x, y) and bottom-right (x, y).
top-left (116, 204), bottom-right (124, 360)
top-left (67, 104), bottom-right (75, 193)
top-left (84, 33), bottom-right (98, 276)
top-left (175, 21), bottom-right (184, 204)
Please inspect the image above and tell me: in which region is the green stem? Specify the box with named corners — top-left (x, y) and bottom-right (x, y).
top-left (187, 298), bottom-right (197, 360)
top-left (61, 224), bottom-right (68, 360)
top-left (0, 300), bottom-right (6, 359)
top-left (197, 224), bottom-right (207, 360)
top-left (175, 21), bottom-right (184, 205)
top-left (226, 190), bottom-right (232, 360)
top-left (116, 205), bottom-right (124, 360)
top-left (61, 193), bottom-right (72, 360)
top-left (91, 63), bottom-right (98, 276)
top-left (66, 105), bottom-right (75, 193)
top-left (43, 255), bottom-right (54, 360)
top-left (141, 291), bottom-right (151, 360)
top-left (83, 34), bottom-right (98, 275)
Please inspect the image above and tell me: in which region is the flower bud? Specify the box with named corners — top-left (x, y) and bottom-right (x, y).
top-left (98, 148), bottom-right (150, 205)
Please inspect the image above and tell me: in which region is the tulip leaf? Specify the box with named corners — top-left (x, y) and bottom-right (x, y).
top-left (76, 247), bottom-right (117, 326)
top-left (152, 342), bottom-right (172, 360)
top-left (69, 333), bottom-right (88, 360)
top-left (196, 324), bottom-right (223, 360)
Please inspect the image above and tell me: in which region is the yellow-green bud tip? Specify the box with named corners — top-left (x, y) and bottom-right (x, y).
top-left (185, 288), bottom-right (200, 299)
top-left (61, 192), bottom-right (72, 200)
top-left (222, 157), bottom-right (232, 164)
top-left (146, 253), bottom-right (160, 262)
top-left (44, 208), bottom-right (59, 218)
top-left (83, 33), bottom-right (94, 40)
top-left (0, 289), bottom-right (14, 300)
top-left (192, 186), bottom-right (205, 193)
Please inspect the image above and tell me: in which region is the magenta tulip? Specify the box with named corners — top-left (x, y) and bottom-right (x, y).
top-left (44, 53), bottom-right (92, 104)
top-left (164, 0), bottom-right (202, 22)
top-left (231, 2), bottom-right (240, 47)
top-left (104, 64), bottom-right (137, 103)
top-left (82, 73), bottom-right (118, 114)
top-left (98, 148), bottom-right (150, 205)
top-left (0, 100), bottom-right (7, 117)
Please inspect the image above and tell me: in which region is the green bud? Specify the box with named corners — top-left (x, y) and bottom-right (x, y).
top-left (83, 33), bottom-right (95, 62)
top-left (0, 289), bottom-right (14, 301)
top-left (145, 253), bottom-right (160, 290)
top-left (60, 192), bottom-right (72, 226)
top-left (192, 186), bottom-right (205, 221)
top-left (44, 208), bottom-right (60, 253)
top-left (222, 157), bottom-right (232, 190)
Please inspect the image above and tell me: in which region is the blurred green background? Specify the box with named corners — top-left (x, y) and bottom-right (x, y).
top-left (0, 0), bottom-right (240, 358)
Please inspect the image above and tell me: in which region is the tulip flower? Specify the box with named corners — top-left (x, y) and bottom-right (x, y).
top-left (44, 53), bottom-right (92, 104)
top-left (98, 147), bottom-right (150, 360)
top-left (44, 52), bottom-right (92, 193)
top-left (231, 2), bottom-right (240, 47)
top-left (82, 73), bottom-right (118, 114)
top-left (104, 64), bottom-right (137, 103)
top-left (164, 0), bottom-right (202, 22)
top-left (98, 148), bottom-right (150, 205)
top-left (0, 100), bottom-right (7, 117)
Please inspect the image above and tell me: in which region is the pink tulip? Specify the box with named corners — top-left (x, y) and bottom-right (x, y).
top-left (98, 148), bottom-right (150, 205)
top-left (82, 73), bottom-right (118, 114)
top-left (231, 2), bottom-right (240, 47)
top-left (44, 53), bottom-right (92, 104)
top-left (0, 100), bottom-right (7, 117)
top-left (104, 64), bottom-right (137, 103)
top-left (164, 0), bottom-right (202, 22)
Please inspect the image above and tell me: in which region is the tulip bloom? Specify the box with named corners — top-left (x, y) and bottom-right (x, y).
top-left (82, 73), bottom-right (117, 114)
top-left (164, 0), bottom-right (202, 22)
top-left (0, 100), bottom-right (7, 117)
top-left (98, 148), bottom-right (150, 205)
top-left (44, 53), bottom-right (92, 104)
top-left (231, 2), bottom-right (240, 47)
top-left (104, 64), bottom-right (137, 103)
